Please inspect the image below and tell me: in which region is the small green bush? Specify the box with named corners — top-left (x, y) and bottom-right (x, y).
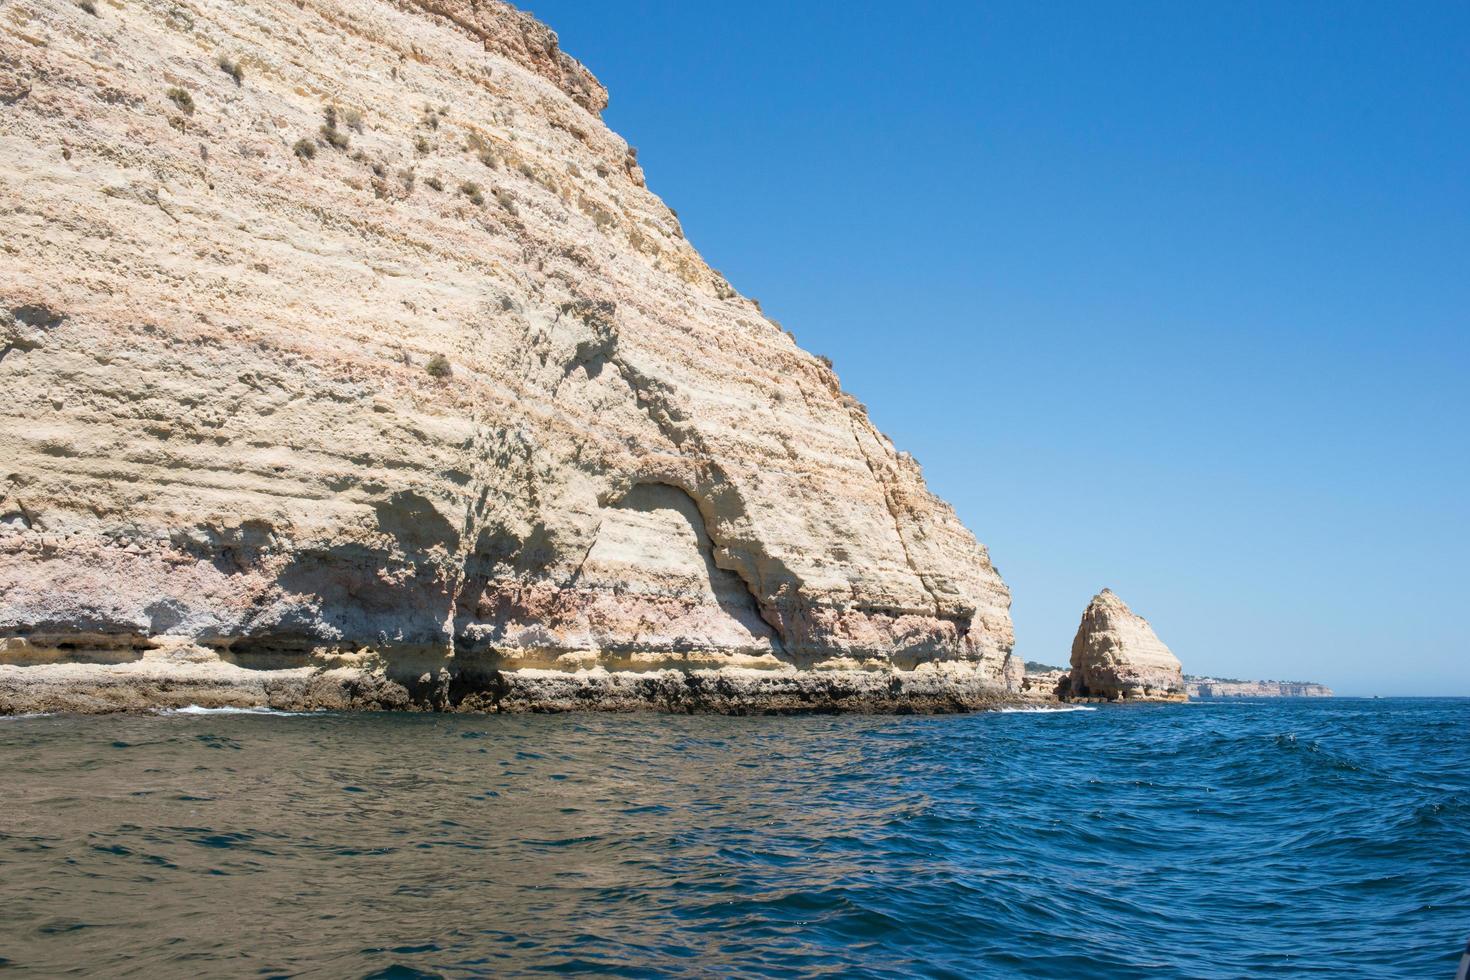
top-left (293, 138), bottom-right (316, 160)
top-left (166, 87), bottom-right (194, 114)
top-left (424, 354), bottom-right (452, 378)
top-left (815, 354), bottom-right (833, 369)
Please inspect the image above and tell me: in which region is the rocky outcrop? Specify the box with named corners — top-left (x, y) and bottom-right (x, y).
top-left (1065, 590), bottom-right (1185, 702)
top-left (1187, 678), bottom-right (1333, 698)
top-left (0, 0), bottom-right (1017, 710)
top-left (1019, 667), bottom-right (1068, 699)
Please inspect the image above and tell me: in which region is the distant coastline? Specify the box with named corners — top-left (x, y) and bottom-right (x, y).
top-left (1184, 676), bottom-right (1334, 699)
top-left (1022, 663), bottom-right (1333, 699)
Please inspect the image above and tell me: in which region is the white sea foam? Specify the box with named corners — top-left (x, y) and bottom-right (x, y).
top-left (159, 705), bottom-right (318, 716)
top-left (1, 712), bottom-right (56, 721)
top-left (995, 705), bottom-right (1098, 714)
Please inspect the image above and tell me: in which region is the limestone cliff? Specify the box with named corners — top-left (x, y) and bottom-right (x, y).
top-left (0, 0), bottom-right (1016, 707)
top-left (1065, 589), bottom-right (1185, 702)
top-left (1186, 678), bottom-right (1333, 698)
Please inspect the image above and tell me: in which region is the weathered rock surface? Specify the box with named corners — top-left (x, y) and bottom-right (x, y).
top-left (1018, 667), bottom-right (1068, 699)
top-left (0, 649), bottom-right (1014, 716)
top-left (0, 0), bottom-right (1017, 710)
top-left (1186, 678), bottom-right (1333, 698)
top-left (1065, 589), bottom-right (1185, 702)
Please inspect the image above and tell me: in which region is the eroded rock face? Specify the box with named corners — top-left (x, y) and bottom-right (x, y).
top-left (1067, 590), bottom-right (1185, 701)
top-left (1019, 668), bottom-right (1068, 699)
top-left (0, 0), bottom-right (1015, 692)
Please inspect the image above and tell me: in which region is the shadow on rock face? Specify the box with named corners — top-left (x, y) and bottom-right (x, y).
top-left (372, 490), bottom-right (460, 552)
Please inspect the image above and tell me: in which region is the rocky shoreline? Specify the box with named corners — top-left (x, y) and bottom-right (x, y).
top-left (0, 656), bottom-right (1028, 716)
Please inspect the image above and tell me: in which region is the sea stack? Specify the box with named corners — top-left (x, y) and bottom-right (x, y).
top-left (0, 0), bottom-right (1018, 713)
top-left (1066, 589), bottom-right (1186, 702)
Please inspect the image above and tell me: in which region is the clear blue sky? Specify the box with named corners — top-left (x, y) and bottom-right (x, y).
top-left (530, 1), bottom-right (1469, 696)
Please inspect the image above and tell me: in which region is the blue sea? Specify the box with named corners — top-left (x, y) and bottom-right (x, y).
top-left (2, 698), bottom-right (1466, 977)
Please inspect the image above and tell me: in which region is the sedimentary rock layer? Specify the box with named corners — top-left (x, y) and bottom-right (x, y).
top-left (1186, 679), bottom-right (1333, 698)
top-left (0, 654), bottom-right (1016, 716)
top-left (1066, 589), bottom-right (1186, 702)
top-left (0, 0), bottom-right (1017, 707)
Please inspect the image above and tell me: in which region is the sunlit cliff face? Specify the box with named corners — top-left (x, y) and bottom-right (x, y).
top-left (0, 0), bottom-right (1013, 692)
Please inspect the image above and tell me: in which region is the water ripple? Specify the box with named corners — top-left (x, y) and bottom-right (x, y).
top-left (0, 699), bottom-right (1466, 976)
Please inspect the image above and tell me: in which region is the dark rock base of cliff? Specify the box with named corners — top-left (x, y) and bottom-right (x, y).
top-left (0, 660), bottom-right (1022, 716)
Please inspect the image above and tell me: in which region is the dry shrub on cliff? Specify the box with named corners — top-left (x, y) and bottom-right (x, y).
top-left (424, 175), bottom-right (443, 192)
top-left (465, 131), bottom-right (499, 169)
top-left (319, 106), bottom-right (349, 150)
top-left (493, 187), bottom-right (518, 216)
top-left (815, 354), bottom-right (833, 369)
top-left (166, 87), bottom-right (194, 114)
top-left (424, 354), bottom-right (452, 378)
top-left (341, 107), bottom-right (364, 133)
top-left (414, 135), bottom-right (431, 156)
top-left (217, 55), bottom-right (244, 85)
top-left (459, 181), bottom-right (485, 206)
top-left (78, 0), bottom-right (97, 14)
top-left (293, 138), bottom-right (316, 161)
